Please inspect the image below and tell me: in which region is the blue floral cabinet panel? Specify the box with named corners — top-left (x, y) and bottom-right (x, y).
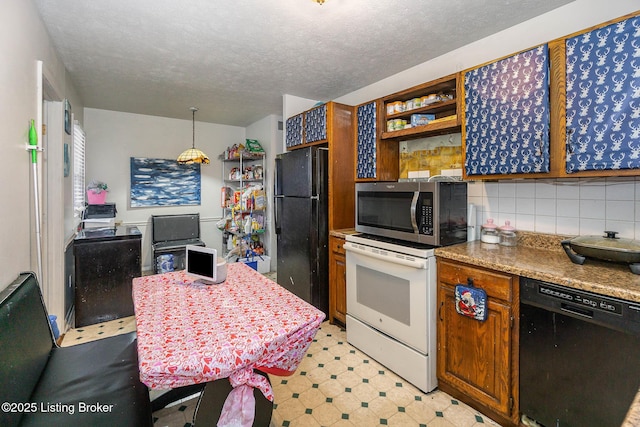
top-left (305, 104), bottom-right (327, 143)
top-left (565, 15), bottom-right (640, 173)
top-left (356, 102), bottom-right (377, 179)
top-left (464, 44), bottom-right (551, 176)
top-left (285, 113), bottom-right (303, 148)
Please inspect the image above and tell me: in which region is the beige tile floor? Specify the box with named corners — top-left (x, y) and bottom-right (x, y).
top-left (62, 316), bottom-right (500, 426)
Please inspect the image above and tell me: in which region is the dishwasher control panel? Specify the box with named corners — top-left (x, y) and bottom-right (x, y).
top-left (521, 277), bottom-right (640, 335)
top-left (537, 283), bottom-right (624, 315)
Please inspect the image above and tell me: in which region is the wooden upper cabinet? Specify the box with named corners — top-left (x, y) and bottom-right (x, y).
top-left (285, 102), bottom-right (348, 150)
top-left (285, 113), bottom-right (304, 149)
top-left (380, 73), bottom-right (462, 141)
top-left (304, 104), bottom-right (328, 144)
top-left (462, 11), bottom-right (640, 180)
top-left (284, 102), bottom-right (356, 231)
top-left (462, 44), bottom-right (552, 178)
top-left (355, 100), bottom-right (398, 181)
top-left (284, 104), bottom-right (328, 149)
top-left (562, 13), bottom-right (640, 175)
top-left (355, 101), bottom-right (378, 179)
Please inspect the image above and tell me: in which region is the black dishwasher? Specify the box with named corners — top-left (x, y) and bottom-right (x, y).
top-left (520, 277), bottom-right (640, 427)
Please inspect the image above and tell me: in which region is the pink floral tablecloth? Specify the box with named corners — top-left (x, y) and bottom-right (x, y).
top-left (132, 262), bottom-right (324, 422)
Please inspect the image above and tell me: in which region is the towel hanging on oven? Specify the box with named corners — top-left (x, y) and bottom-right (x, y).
top-left (455, 279), bottom-right (487, 321)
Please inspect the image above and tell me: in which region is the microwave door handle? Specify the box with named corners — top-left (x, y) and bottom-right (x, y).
top-left (410, 191), bottom-right (419, 233)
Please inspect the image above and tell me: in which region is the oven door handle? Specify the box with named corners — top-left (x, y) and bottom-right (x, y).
top-left (344, 242), bottom-right (427, 269)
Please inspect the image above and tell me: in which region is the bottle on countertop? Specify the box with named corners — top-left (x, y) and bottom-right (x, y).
top-left (499, 220), bottom-right (517, 246)
top-left (480, 218), bottom-right (500, 244)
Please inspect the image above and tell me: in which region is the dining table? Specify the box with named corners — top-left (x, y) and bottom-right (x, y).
top-left (132, 262), bottom-right (325, 426)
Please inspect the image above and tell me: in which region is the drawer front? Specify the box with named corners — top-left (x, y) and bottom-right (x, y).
top-left (330, 237), bottom-right (346, 255)
top-left (437, 259), bottom-right (513, 302)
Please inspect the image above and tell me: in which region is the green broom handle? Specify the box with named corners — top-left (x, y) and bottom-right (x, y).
top-left (29, 119), bottom-right (38, 163)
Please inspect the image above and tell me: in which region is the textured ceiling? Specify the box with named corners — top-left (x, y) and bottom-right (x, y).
top-left (34, 0), bottom-right (573, 127)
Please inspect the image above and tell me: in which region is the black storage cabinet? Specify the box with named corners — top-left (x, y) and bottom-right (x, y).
top-left (74, 226), bottom-right (142, 327)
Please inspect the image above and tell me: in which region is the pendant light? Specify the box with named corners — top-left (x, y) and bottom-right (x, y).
top-left (177, 107), bottom-right (210, 164)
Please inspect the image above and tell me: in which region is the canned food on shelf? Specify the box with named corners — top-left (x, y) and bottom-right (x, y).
top-left (421, 94), bottom-right (438, 105)
top-left (387, 120), bottom-right (395, 132)
top-left (386, 103), bottom-right (396, 115)
top-left (409, 98), bottom-right (422, 109)
top-left (386, 118), bottom-right (408, 131)
top-left (389, 101), bottom-right (405, 114)
top-left (405, 99), bottom-right (415, 110)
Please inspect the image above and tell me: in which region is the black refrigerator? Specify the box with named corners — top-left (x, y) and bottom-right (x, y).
top-left (275, 146), bottom-right (329, 315)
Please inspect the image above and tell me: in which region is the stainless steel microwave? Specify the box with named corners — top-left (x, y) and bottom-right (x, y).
top-left (355, 181), bottom-right (468, 246)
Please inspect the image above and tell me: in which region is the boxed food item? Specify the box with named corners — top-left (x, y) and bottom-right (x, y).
top-left (221, 186), bottom-right (233, 208)
top-left (429, 114), bottom-right (457, 124)
top-left (411, 114), bottom-right (436, 127)
top-left (245, 139), bottom-right (264, 153)
top-left (253, 189), bottom-right (266, 210)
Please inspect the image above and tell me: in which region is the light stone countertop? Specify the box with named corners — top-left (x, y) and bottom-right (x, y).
top-left (434, 231), bottom-right (640, 426)
top-left (329, 228), bottom-right (358, 239)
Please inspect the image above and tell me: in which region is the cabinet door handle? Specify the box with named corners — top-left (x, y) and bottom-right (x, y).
top-left (439, 301), bottom-right (444, 322)
top-left (533, 139), bottom-right (542, 157)
top-left (566, 127), bottom-right (575, 154)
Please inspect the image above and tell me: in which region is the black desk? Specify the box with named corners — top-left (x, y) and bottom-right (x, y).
top-left (74, 226), bottom-right (141, 327)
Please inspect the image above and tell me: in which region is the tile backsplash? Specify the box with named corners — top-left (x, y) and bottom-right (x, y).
top-left (467, 176), bottom-right (640, 240)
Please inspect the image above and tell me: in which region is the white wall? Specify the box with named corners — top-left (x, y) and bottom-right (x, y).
top-left (246, 114), bottom-right (283, 270)
top-left (84, 108), bottom-right (245, 271)
top-left (333, 0), bottom-right (640, 240)
top-left (0, 0), bottom-right (82, 291)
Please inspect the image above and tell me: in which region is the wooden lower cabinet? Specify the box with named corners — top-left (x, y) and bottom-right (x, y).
top-left (436, 258), bottom-right (519, 427)
top-left (329, 235), bottom-right (347, 325)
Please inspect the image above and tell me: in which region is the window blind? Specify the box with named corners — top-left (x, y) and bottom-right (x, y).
top-left (73, 121), bottom-right (85, 217)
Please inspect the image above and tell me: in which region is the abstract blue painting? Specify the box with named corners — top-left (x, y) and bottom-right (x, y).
top-left (130, 157), bottom-right (201, 207)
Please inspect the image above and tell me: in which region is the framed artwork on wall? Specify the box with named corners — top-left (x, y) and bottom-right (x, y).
top-left (63, 143), bottom-right (69, 177)
top-left (130, 157), bottom-right (201, 207)
top-left (64, 99), bottom-right (71, 135)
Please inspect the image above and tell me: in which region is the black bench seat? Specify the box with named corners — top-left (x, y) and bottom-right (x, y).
top-left (0, 272), bottom-right (152, 427)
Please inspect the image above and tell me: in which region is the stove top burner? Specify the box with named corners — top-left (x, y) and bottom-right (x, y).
top-left (346, 233), bottom-right (436, 258)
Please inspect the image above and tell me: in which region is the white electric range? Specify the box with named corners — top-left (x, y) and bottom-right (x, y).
top-left (343, 233), bottom-right (437, 393)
